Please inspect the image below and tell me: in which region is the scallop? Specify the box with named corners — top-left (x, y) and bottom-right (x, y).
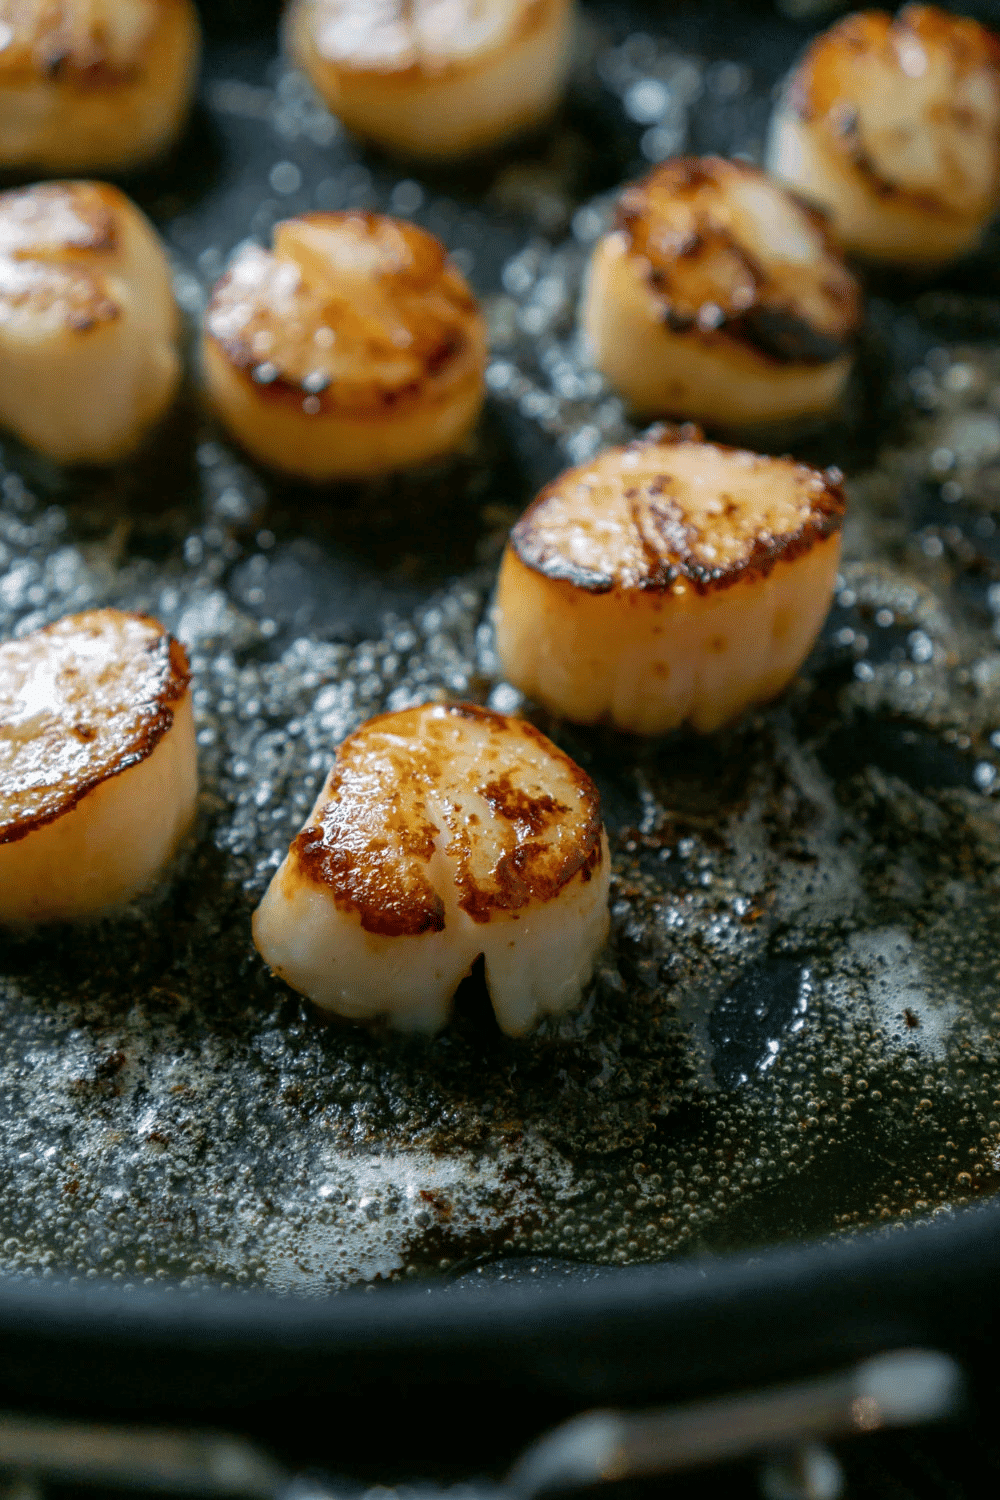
top-left (252, 702), bottom-right (610, 1036)
top-left (0, 180), bottom-right (182, 464)
top-left (0, 0), bottom-right (200, 174)
top-left (581, 156), bottom-right (862, 432)
top-left (494, 427), bottom-right (846, 736)
top-left (285, 0), bottom-right (574, 160)
top-left (0, 609), bottom-right (197, 924)
top-left (202, 212), bottom-right (488, 482)
top-left (767, 4), bottom-right (1000, 268)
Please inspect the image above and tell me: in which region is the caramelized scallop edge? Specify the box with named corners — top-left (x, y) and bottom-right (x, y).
top-left (0, 0), bottom-right (192, 83)
top-left (205, 214), bottom-right (484, 416)
top-left (0, 182), bottom-right (129, 329)
top-left (0, 614), bottom-right (191, 846)
top-left (510, 428), bottom-right (846, 597)
top-left (786, 7), bottom-right (1000, 215)
top-left (287, 702), bottom-right (605, 935)
top-left (614, 157), bottom-right (861, 365)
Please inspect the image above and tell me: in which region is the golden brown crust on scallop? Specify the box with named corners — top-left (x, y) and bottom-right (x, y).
top-left (511, 427), bottom-right (846, 597)
top-left (446, 704), bottom-right (603, 923)
top-left (787, 5), bottom-right (1000, 219)
top-left (287, 701), bottom-right (604, 936)
top-left (292, 0), bottom-right (557, 81)
top-left (289, 755), bottom-right (445, 941)
top-left (0, 181), bottom-right (124, 330)
top-left (0, 608), bottom-right (191, 844)
top-left (0, 0), bottom-right (184, 86)
top-left (205, 212), bottom-right (486, 419)
top-left (615, 156), bottom-right (861, 366)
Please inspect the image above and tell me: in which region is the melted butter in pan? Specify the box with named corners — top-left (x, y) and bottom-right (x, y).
top-left (0, 14), bottom-right (1000, 1293)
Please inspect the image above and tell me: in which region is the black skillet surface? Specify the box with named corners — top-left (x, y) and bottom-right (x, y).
top-left (4, 0), bottom-right (1000, 1448)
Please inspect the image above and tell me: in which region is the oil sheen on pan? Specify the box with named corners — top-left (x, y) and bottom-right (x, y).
top-left (0, 2), bottom-right (1000, 1295)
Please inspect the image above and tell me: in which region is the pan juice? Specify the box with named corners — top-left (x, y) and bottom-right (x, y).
top-left (2, 7), bottom-right (1000, 1293)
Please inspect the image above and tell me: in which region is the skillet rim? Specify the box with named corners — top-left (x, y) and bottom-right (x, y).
top-left (0, 1198), bottom-right (997, 1402)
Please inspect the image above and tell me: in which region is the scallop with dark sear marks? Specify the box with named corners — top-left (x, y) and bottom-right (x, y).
top-left (202, 212), bottom-right (488, 481)
top-left (494, 427), bottom-right (846, 735)
top-left (285, 0), bottom-right (574, 160)
top-left (581, 155), bottom-right (862, 431)
top-left (252, 701), bottom-right (610, 1035)
top-left (0, 180), bottom-right (182, 463)
top-left (0, 608), bottom-right (197, 924)
top-left (0, 0), bottom-right (200, 173)
top-left (767, 4), bottom-right (1000, 267)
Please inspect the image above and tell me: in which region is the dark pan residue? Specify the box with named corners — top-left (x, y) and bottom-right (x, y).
top-left (3, 2), bottom-right (1000, 1295)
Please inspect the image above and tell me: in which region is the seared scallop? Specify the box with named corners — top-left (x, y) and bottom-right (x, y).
top-left (252, 702), bottom-right (610, 1036)
top-left (581, 156), bottom-right (861, 431)
top-left (494, 428), bottom-right (845, 736)
top-left (0, 0), bottom-right (200, 174)
top-left (286, 0), bottom-right (574, 160)
top-left (767, 5), bottom-right (1000, 268)
top-left (203, 212), bottom-right (488, 482)
top-left (0, 609), bottom-right (197, 924)
top-left (0, 180), bottom-right (182, 464)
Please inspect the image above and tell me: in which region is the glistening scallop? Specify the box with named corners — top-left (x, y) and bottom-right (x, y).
top-left (202, 212), bottom-right (488, 481)
top-left (581, 155), bottom-right (861, 431)
top-left (0, 608), bottom-right (197, 924)
top-left (252, 701), bottom-right (610, 1035)
top-left (767, 4), bottom-right (1000, 268)
top-left (0, 180), bottom-right (182, 464)
top-left (0, 0), bottom-right (200, 174)
top-left (285, 0), bottom-right (574, 160)
top-left (494, 427), bottom-right (846, 735)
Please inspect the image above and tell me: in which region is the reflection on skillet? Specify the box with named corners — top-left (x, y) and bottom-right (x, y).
top-left (2, 5), bottom-right (1000, 1295)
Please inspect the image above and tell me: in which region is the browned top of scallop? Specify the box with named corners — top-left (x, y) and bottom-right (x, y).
top-left (285, 701), bottom-right (604, 936)
top-left (616, 157), bottom-right (860, 363)
top-left (0, 608), bottom-right (190, 844)
top-left (205, 213), bottom-right (487, 416)
top-left (788, 5), bottom-right (1000, 218)
top-left (0, 181), bottom-right (122, 331)
top-left (510, 430), bottom-right (846, 595)
top-left (0, 0), bottom-right (176, 84)
top-left (297, 0), bottom-right (557, 77)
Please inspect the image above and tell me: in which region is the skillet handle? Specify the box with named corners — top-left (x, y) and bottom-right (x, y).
top-left (0, 1349), bottom-right (962, 1500)
top-left (506, 1349), bottom-right (962, 1494)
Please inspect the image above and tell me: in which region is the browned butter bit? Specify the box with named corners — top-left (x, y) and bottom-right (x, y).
top-left (0, 180), bottom-right (181, 463)
top-left (252, 701), bottom-right (610, 1035)
top-left (203, 211), bottom-right (488, 481)
top-left (0, 0), bottom-right (201, 173)
top-left (581, 155), bottom-right (861, 430)
top-left (0, 608), bottom-right (198, 923)
top-left (494, 427), bottom-right (846, 735)
top-left (767, 4), bottom-right (1000, 266)
top-left (286, 0), bottom-right (574, 160)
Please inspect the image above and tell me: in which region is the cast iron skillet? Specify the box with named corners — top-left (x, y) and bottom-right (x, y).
top-left (3, 0), bottom-right (1000, 1467)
